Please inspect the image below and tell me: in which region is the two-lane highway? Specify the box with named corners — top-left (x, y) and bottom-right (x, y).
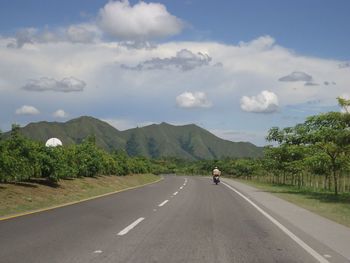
top-left (0, 176), bottom-right (327, 262)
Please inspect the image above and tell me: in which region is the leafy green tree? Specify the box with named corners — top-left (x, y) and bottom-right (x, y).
top-left (337, 96), bottom-right (350, 113)
top-left (231, 159), bottom-right (257, 179)
top-left (40, 146), bottom-right (66, 182)
top-left (267, 111), bottom-right (350, 195)
top-left (0, 124), bottom-right (40, 182)
top-left (113, 150), bottom-right (130, 175)
top-left (75, 137), bottom-right (103, 177)
top-left (304, 149), bottom-right (332, 190)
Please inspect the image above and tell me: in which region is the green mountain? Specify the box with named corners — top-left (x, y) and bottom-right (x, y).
top-left (12, 116), bottom-right (263, 159)
top-left (121, 122), bottom-right (262, 159)
top-left (16, 116), bottom-right (126, 152)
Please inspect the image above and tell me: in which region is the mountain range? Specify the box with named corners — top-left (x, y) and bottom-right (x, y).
top-left (12, 116), bottom-right (263, 160)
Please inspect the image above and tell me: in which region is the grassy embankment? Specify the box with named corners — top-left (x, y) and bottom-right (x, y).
top-left (0, 174), bottom-right (160, 218)
top-left (235, 179), bottom-right (350, 227)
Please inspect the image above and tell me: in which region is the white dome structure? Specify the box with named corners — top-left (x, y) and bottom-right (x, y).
top-left (45, 138), bottom-right (63, 147)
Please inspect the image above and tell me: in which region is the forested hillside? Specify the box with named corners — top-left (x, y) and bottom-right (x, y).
top-left (121, 122), bottom-right (262, 159)
top-left (8, 117), bottom-right (263, 159)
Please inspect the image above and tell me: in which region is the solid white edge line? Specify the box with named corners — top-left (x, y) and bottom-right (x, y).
top-left (173, 191), bottom-right (178, 195)
top-left (117, 217), bottom-right (145, 236)
top-left (221, 182), bottom-right (329, 263)
top-left (158, 200), bottom-right (169, 207)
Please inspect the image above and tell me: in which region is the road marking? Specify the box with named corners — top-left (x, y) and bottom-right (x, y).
top-left (180, 186), bottom-right (183, 190)
top-left (158, 200), bottom-right (169, 207)
top-left (153, 209), bottom-right (157, 212)
top-left (173, 191), bottom-right (178, 195)
top-left (221, 182), bottom-right (329, 263)
top-left (117, 217), bottom-right (145, 236)
top-left (93, 250), bottom-right (103, 254)
top-left (324, 255), bottom-right (332, 258)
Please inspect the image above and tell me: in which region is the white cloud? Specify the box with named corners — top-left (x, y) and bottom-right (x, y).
top-left (65, 23), bottom-right (101, 43)
top-left (1, 33), bottom-right (350, 137)
top-left (97, 0), bottom-right (184, 40)
top-left (22, 77), bottom-right (86, 92)
top-left (15, 105), bottom-right (40, 115)
top-left (239, 35), bottom-right (275, 50)
top-left (240, 90), bottom-right (279, 113)
top-left (53, 109), bottom-right (68, 118)
top-left (176, 92), bottom-right (212, 108)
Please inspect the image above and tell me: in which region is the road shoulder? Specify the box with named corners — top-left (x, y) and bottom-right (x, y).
top-left (222, 178), bottom-right (350, 262)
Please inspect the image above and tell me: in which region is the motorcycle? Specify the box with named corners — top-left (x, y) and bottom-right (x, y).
top-left (213, 175), bottom-right (220, 185)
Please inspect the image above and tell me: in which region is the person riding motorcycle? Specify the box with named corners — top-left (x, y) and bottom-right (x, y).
top-left (212, 166), bottom-right (221, 184)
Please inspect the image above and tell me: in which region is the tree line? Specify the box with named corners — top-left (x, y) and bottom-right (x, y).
top-left (175, 98), bottom-right (350, 195)
top-left (0, 125), bottom-right (170, 183)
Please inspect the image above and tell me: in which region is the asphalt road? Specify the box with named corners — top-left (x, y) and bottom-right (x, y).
top-left (0, 176), bottom-right (327, 263)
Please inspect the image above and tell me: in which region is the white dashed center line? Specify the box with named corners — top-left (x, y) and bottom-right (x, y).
top-left (180, 186), bottom-right (183, 190)
top-left (158, 200), bottom-right (169, 207)
top-left (117, 217), bottom-right (145, 236)
top-left (93, 250), bottom-right (103, 254)
top-left (173, 191), bottom-right (178, 196)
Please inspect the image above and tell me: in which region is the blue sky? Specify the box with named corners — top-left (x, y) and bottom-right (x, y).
top-left (1, 0), bottom-right (349, 59)
top-left (0, 0), bottom-right (349, 145)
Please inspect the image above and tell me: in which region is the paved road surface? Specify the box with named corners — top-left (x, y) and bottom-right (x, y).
top-left (0, 176), bottom-right (343, 262)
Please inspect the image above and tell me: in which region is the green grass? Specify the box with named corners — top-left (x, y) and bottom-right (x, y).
top-left (234, 179), bottom-right (350, 227)
top-left (0, 174), bottom-right (160, 218)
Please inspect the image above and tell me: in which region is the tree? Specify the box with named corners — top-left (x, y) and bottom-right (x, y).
top-left (75, 138), bottom-right (103, 177)
top-left (1, 124), bottom-right (40, 182)
top-left (231, 159), bottom-right (256, 179)
top-left (267, 111), bottom-right (350, 195)
top-left (337, 96), bottom-right (350, 113)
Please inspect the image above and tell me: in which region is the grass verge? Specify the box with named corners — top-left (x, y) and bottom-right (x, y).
top-left (0, 174), bottom-right (160, 219)
top-left (234, 179), bottom-right (350, 228)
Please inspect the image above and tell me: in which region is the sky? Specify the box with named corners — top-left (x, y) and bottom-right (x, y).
top-left (0, 0), bottom-right (349, 146)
